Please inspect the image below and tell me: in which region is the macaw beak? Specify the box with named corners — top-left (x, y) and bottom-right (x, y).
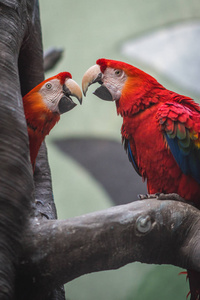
top-left (59, 78), bottom-right (82, 114)
top-left (82, 64), bottom-right (113, 101)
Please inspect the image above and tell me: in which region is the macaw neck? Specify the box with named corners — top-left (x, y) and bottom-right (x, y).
top-left (26, 110), bottom-right (60, 136)
top-left (23, 91), bottom-right (60, 169)
top-left (23, 92), bottom-right (60, 136)
top-left (116, 83), bottom-right (174, 117)
top-left (27, 111), bottom-right (59, 170)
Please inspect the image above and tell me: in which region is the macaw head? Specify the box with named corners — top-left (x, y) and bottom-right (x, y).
top-left (24, 72), bottom-right (82, 116)
top-left (82, 58), bottom-right (160, 115)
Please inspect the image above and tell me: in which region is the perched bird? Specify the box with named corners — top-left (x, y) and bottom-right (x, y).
top-left (82, 58), bottom-right (200, 300)
top-left (23, 72), bottom-right (82, 170)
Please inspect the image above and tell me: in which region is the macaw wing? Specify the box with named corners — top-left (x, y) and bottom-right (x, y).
top-left (124, 138), bottom-right (141, 177)
top-left (157, 101), bottom-right (200, 183)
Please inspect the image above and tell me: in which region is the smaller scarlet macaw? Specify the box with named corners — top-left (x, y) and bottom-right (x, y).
top-left (82, 59), bottom-right (200, 300)
top-left (23, 72), bottom-right (82, 170)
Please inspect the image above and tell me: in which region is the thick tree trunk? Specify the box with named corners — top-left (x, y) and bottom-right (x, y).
top-left (0, 2), bottom-right (33, 299)
top-left (0, 0), bottom-right (65, 299)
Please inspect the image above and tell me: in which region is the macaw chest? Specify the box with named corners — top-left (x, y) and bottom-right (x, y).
top-left (122, 111), bottom-right (174, 182)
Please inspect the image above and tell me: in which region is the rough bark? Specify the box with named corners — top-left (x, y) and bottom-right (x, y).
top-left (0, 2), bottom-right (33, 299)
top-left (0, 0), bottom-right (65, 299)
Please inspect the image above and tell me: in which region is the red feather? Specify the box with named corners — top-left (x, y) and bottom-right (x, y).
top-left (57, 72), bottom-right (72, 85)
top-left (23, 89), bottom-right (60, 170)
top-left (22, 72), bottom-right (72, 170)
top-left (96, 59), bottom-right (200, 300)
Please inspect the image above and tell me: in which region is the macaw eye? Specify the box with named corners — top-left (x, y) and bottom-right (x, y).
top-left (114, 69), bottom-right (122, 76)
top-left (45, 82), bottom-right (52, 89)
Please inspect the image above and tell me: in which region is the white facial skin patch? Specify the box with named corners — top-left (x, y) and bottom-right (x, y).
top-left (102, 67), bottom-right (127, 101)
top-left (39, 78), bottom-right (64, 113)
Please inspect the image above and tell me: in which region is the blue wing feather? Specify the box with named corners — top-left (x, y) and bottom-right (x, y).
top-left (165, 134), bottom-right (200, 183)
top-left (157, 101), bottom-right (200, 184)
top-left (126, 140), bottom-right (141, 176)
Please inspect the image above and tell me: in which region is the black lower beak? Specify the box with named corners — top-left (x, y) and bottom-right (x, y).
top-left (58, 96), bottom-right (77, 114)
top-left (93, 85), bottom-right (113, 101)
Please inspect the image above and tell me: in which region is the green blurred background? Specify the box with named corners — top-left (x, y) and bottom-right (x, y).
top-left (39, 0), bottom-right (200, 299)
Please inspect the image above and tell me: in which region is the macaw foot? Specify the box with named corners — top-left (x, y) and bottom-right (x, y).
top-left (157, 193), bottom-right (186, 202)
top-left (138, 193), bottom-right (186, 203)
top-left (138, 193), bottom-right (161, 200)
top-left (158, 193), bottom-right (196, 207)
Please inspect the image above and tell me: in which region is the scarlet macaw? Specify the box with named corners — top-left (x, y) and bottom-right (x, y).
top-left (23, 72), bottom-right (82, 170)
top-left (82, 58), bottom-right (200, 300)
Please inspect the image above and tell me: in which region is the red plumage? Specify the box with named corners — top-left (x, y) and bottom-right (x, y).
top-left (96, 59), bottom-right (200, 207)
top-left (122, 100), bottom-right (200, 205)
top-left (104, 60), bottom-right (200, 300)
top-left (23, 81), bottom-right (59, 170)
top-left (56, 72), bottom-right (72, 84)
top-left (23, 95), bottom-right (60, 171)
top-left (83, 59), bottom-right (200, 300)
top-left (23, 72), bottom-right (80, 170)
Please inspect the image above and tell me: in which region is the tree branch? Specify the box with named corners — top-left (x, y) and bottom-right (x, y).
top-left (44, 48), bottom-right (64, 72)
top-left (16, 199), bottom-right (200, 299)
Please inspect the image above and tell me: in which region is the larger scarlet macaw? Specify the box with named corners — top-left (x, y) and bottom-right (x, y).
top-left (23, 72), bottom-right (82, 170)
top-left (82, 58), bottom-right (200, 300)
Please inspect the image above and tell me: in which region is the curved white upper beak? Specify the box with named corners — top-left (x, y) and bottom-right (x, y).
top-left (82, 64), bottom-right (102, 96)
top-left (65, 78), bottom-right (82, 104)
